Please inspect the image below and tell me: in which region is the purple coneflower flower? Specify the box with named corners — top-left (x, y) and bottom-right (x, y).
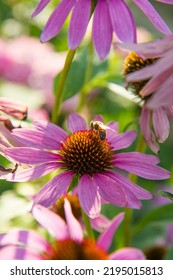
top-left (32, 0), bottom-right (172, 60)
top-left (0, 200), bottom-right (145, 260)
top-left (122, 35), bottom-right (173, 153)
top-left (2, 112), bottom-right (170, 218)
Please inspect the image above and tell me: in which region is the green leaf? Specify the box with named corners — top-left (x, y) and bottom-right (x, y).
top-left (133, 203), bottom-right (173, 234)
top-left (157, 191), bottom-right (173, 202)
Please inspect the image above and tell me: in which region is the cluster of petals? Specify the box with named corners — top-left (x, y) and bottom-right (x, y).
top-left (121, 35), bottom-right (173, 153)
top-left (0, 200), bottom-right (145, 260)
top-left (32, 0), bottom-right (172, 59)
top-left (1, 112), bottom-right (170, 218)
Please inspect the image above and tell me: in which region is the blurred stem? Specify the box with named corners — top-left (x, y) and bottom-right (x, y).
top-left (123, 133), bottom-right (146, 246)
top-left (81, 209), bottom-right (95, 240)
top-left (51, 49), bottom-right (76, 124)
top-left (77, 40), bottom-right (94, 112)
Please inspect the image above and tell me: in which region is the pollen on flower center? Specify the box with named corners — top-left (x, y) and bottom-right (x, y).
top-left (47, 238), bottom-right (108, 260)
top-left (59, 130), bottom-right (114, 176)
top-left (123, 52), bottom-right (156, 99)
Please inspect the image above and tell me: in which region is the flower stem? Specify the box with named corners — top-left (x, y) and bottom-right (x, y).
top-left (123, 133), bottom-right (146, 246)
top-left (51, 49), bottom-right (76, 124)
top-left (81, 209), bottom-right (95, 240)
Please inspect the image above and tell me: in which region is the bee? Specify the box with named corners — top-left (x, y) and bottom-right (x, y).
top-left (90, 120), bottom-right (108, 140)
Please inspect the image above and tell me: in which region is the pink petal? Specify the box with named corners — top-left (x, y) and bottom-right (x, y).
top-left (6, 162), bottom-right (61, 182)
top-left (133, 0), bottom-right (171, 35)
top-left (6, 147), bottom-right (60, 164)
top-left (113, 152), bottom-right (160, 165)
top-left (93, 173), bottom-right (127, 207)
top-left (64, 199), bottom-right (83, 242)
top-left (152, 107), bottom-right (170, 143)
top-left (97, 212), bottom-right (124, 251)
top-left (68, 0), bottom-right (91, 49)
top-left (110, 130), bottom-right (137, 150)
top-left (109, 0), bottom-right (136, 43)
top-left (157, 0), bottom-right (173, 3)
top-left (92, 0), bottom-right (112, 60)
top-left (33, 171), bottom-right (73, 208)
top-left (110, 247), bottom-right (145, 260)
top-left (78, 175), bottom-right (101, 218)
top-left (0, 230), bottom-right (49, 252)
top-left (0, 246), bottom-right (43, 260)
top-left (140, 106), bottom-right (160, 153)
top-left (40, 0), bottom-right (76, 42)
top-left (32, 204), bottom-right (69, 240)
top-left (32, 0), bottom-right (50, 17)
top-left (90, 215), bottom-right (111, 232)
top-left (68, 112), bottom-right (87, 133)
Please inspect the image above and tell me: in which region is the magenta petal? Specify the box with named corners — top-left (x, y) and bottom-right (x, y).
top-left (32, 204), bottom-right (69, 240)
top-left (113, 152), bottom-right (160, 165)
top-left (109, 0), bottom-right (136, 43)
top-left (92, 0), bottom-right (112, 60)
top-left (68, 112), bottom-right (87, 132)
top-left (157, 0), bottom-right (173, 2)
top-left (152, 108), bottom-right (170, 143)
top-left (0, 230), bottom-right (49, 253)
top-left (64, 199), bottom-right (83, 241)
top-left (6, 162), bottom-right (61, 182)
top-left (97, 212), bottom-right (124, 251)
top-left (93, 173), bottom-right (127, 207)
top-left (110, 130), bottom-right (137, 150)
top-left (33, 171), bottom-right (73, 208)
top-left (32, 0), bottom-right (50, 17)
top-left (110, 247), bottom-right (145, 260)
top-left (0, 246), bottom-right (43, 260)
top-left (6, 147), bottom-right (60, 164)
top-left (40, 0), bottom-right (76, 42)
top-left (133, 0), bottom-right (171, 35)
top-left (78, 175), bottom-right (101, 218)
top-left (68, 0), bottom-right (91, 49)
top-left (140, 106), bottom-right (160, 153)
top-left (90, 215), bottom-right (111, 232)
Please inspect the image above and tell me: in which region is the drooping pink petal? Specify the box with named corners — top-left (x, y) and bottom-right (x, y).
top-left (110, 247), bottom-right (145, 260)
top-left (32, 0), bottom-right (51, 17)
top-left (90, 215), bottom-right (111, 232)
top-left (126, 63), bottom-right (157, 84)
top-left (32, 204), bottom-right (69, 240)
top-left (146, 76), bottom-right (173, 109)
top-left (92, 0), bottom-right (112, 60)
top-left (107, 171), bottom-right (153, 200)
top-left (68, 112), bottom-right (87, 133)
top-left (166, 105), bottom-right (173, 119)
top-left (40, 0), bottom-right (76, 42)
top-left (0, 230), bottom-right (50, 253)
top-left (6, 162), bottom-right (61, 182)
top-left (6, 147), bottom-right (60, 164)
top-left (68, 0), bottom-right (91, 49)
top-left (64, 199), bottom-right (83, 242)
top-left (157, 0), bottom-right (173, 2)
top-left (109, 0), bottom-right (136, 43)
top-left (110, 131), bottom-right (137, 150)
top-left (152, 107), bottom-right (170, 143)
top-left (78, 175), bottom-right (101, 218)
top-left (113, 153), bottom-right (170, 180)
top-left (97, 212), bottom-right (124, 251)
top-left (0, 246), bottom-right (43, 260)
top-left (93, 173), bottom-right (127, 207)
top-left (122, 187), bottom-right (142, 209)
top-left (133, 0), bottom-right (171, 35)
top-left (33, 171), bottom-right (73, 208)
top-left (140, 106), bottom-right (160, 153)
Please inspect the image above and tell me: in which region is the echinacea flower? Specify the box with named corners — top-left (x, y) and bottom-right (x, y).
top-left (1, 112), bottom-right (170, 218)
top-left (122, 35), bottom-right (173, 153)
top-left (0, 200), bottom-right (145, 260)
top-left (32, 0), bottom-right (172, 59)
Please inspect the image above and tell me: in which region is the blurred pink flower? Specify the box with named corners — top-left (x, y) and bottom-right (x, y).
top-left (1, 113), bottom-right (170, 218)
top-left (32, 0), bottom-right (171, 60)
top-left (0, 200), bottom-right (145, 260)
top-left (121, 35), bottom-right (173, 153)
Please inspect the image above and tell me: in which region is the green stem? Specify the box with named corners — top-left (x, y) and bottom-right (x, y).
top-left (51, 49), bottom-right (76, 124)
top-left (81, 209), bottom-right (95, 240)
top-left (123, 133), bottom-right (147, 246)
